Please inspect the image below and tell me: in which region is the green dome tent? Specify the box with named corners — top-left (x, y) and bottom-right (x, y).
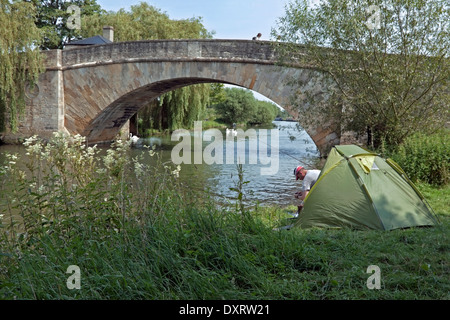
top-left (295, 145), bottom-right (439, 231)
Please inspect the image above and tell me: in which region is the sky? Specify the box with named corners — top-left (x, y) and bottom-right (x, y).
top-left (96, 0), bottom-right (289, 41)
top-left (95, 0), bottom-right (290, 105)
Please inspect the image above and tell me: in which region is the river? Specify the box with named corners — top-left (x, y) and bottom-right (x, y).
top-left (0, 121), bottom-right (319, 208)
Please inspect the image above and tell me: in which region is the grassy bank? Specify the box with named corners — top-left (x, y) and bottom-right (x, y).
top-left (0, 134), bottom-right (448, 300)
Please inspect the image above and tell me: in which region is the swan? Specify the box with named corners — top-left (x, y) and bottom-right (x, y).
top-left (226, 128), bottom-right (237, 136)
top-left (129, 133), bottom-right (139, 144)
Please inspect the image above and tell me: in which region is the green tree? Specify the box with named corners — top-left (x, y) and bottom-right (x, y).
top-left (81, 2), bottom-right (212, 41)
top-left (158, 83), bottom-right (211, 131)
top-left (209, 83), bottom-right (227, 106)
top-left (0, 0), bottom-right (43, 132)
top-left (251, 100), bottom-right (279, 125)
top-left (82, 2), bottom-right (214, 133)
top-left (28, 0), bottom-right (103, 49)
top-left (273, 0), bottom-right (449, 148)
top-left (215, 87), bottom-right (257, 125)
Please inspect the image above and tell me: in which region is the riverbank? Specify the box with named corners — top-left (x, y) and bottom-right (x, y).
top-left (0, 134), bottom-right (448, 300)
top-left (137, 118), bottom-right (281, 138)
top-left (1, 171), bottom-right (448, 300)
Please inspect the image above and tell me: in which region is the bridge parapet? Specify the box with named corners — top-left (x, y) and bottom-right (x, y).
top-left (60, 40), bottom-right (280, 68)
top-left (4, 40), bottom-right (340, 156)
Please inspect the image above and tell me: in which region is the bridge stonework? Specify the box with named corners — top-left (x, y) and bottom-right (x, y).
top-left (7, 40), bottom-right (341, 156)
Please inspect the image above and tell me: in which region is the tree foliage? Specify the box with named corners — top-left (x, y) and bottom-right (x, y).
top-left (215, 88), bottom-right (257, 125)
top-left (209, 83), bottom-right (227, 106)
top-left (273, 0), bottom-right (449, 148)
top-left (0, 0), bottom-right (43, 132)
top-left (81, 2), bottom-right (212, 41)
top-left (253, 100), bottom-right (279, 124)
top-left (29, 0), bottom-right (103, 49)
top-left (157, 83), bottom-right (211, 131)
top-left (81, 2), bottom-right (214, 133)
top-left (215, 87), bottom-right (278, 126)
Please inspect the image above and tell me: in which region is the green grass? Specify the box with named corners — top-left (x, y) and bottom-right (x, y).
top-left (0, 134), bottom-right (448, 300)
top-left (253, 182), bottom-right (449, 299)
top-left (1, 183), bottom-right (447, 300)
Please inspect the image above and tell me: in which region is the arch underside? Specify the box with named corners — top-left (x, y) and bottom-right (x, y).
top-left (83, 77), bottom-right (228, 143)
top-left (63, 60), bottom-right (340, 154)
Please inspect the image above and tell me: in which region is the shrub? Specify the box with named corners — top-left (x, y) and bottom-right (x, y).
top-left (388, 130), bottom-right (449, 186)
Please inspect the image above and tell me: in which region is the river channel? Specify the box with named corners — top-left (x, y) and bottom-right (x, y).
top-left (0, 121), bottom-right (319, 208)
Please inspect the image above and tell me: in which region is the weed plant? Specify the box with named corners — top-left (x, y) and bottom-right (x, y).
top-left (386, 129), bottom-right (449, 186)
top-left (0, 133), bottom-right (448, 300)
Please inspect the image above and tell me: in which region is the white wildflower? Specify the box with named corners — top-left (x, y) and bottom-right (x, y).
top-left (96, 168), bottom-right (106, 174)
top-left (171, 165), bottom-right (181, 178)
top-left (86, 145), bottom-right (97, 157)
top-left (23, 135), bottom-right (38, 147)
top-left (37, 185), bottom-right (45, 194)
top-left (134, 161), bottom-right (145, 177)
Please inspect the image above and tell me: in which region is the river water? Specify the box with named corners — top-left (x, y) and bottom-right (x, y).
top-left (0, 121), bottom-right (319, 208)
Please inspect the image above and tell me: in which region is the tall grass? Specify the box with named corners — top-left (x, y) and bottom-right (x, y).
top-left (386, 129), bottom-right (449, 186)
top-left (0, 133), bottom-right (448, 300)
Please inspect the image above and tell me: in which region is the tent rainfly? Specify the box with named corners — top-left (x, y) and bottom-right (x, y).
top-left (295, 145), bottom-right (439, 231)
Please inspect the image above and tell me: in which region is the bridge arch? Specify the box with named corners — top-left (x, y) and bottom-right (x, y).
top-left (21, 40), bottom-right (340, 155)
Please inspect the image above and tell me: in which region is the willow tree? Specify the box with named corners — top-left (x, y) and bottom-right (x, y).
top-left (157, 84), bottom-right (211, 131)
top-left (29, 0), bottom-right (103, 50)
top-left (0, 0), bottom-right (43, 133)
top-left (273, 0), bottom-right (449, 148)
top-left (82, 2), bottom-right (214, 133)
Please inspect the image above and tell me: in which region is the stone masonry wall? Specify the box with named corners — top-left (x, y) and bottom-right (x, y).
top-left (4, 40), bottom-right (342, 156)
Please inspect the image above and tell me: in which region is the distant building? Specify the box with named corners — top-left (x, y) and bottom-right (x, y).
top-left (64, 26), bottom-right (114, 50)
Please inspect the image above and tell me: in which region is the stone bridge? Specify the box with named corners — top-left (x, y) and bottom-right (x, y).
top-left (10, 39), bottom-right (341, 155)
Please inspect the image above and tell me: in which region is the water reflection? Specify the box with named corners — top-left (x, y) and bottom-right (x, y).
top-left (0, 121), bottom-right (319, 208)
top-left (132, 121), bottom-right (319, 206)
